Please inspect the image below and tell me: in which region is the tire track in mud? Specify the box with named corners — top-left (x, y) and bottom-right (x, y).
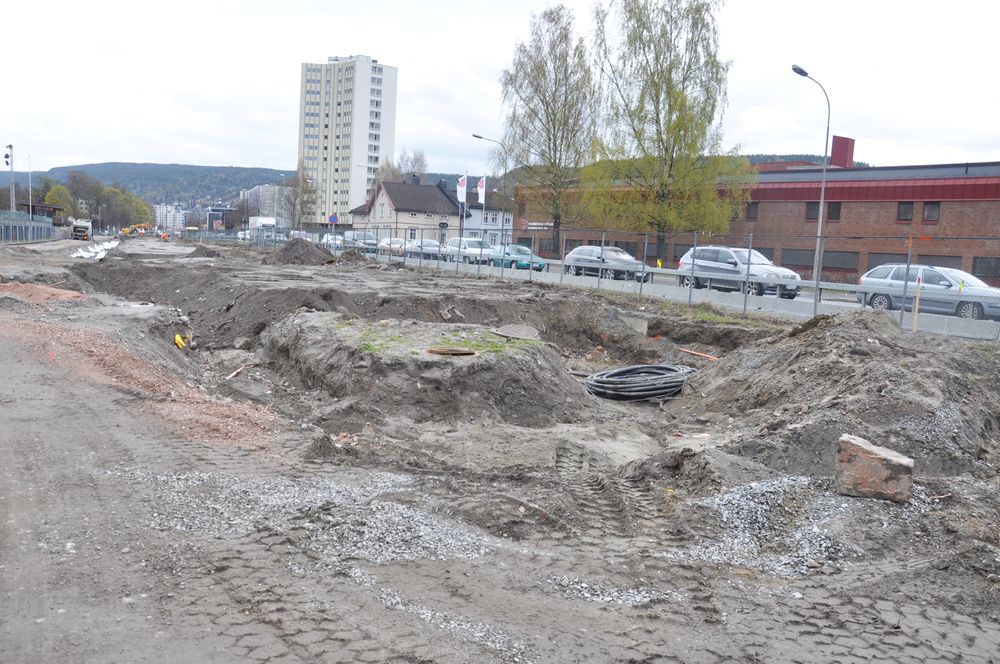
top-left (553, 443), bottom-right (662, 538)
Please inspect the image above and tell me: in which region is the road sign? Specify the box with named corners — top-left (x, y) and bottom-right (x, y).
top-left (328, 213), bottom-right (339, 225)
top-left (519, 218), bottom-right (528, 231)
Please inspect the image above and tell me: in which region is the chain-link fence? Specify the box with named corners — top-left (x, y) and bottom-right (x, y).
top-left (184, 225), bottom-right (1000, 341)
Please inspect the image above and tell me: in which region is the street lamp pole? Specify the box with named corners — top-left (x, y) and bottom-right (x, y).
top-left (472, 133), bottom-right (512, 244)
top-left (792, 64), bottom-right (830, 317)
top-left (4, 145), bottom-right (13, 213)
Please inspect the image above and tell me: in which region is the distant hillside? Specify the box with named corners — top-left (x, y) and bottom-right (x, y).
top-left (745, 154), bottom-right (872, 168)
top-left (4, 163), bottom-right (294, 207)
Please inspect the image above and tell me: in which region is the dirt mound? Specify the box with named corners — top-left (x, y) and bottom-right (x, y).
top-left (0, 282), bottom-right (88, 304)
top-left (673, 311), bottom-right (1000, 477)
top-left (263, 239), bottom-right (333, 266)
top-left (333, 249), bottom-right (369, 264)
top-left (186, 245), bottom-right (222, 259)
top-left (259, 311), bottom-right (593, 427)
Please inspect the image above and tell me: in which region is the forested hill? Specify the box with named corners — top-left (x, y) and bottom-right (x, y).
top-left (6, 163), bottom-right (294, 207)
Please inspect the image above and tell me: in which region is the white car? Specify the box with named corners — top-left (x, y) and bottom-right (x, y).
top-left (441, 237), bottom-right (491, 263)
top-left (320, 233), bottom-right (345, 249)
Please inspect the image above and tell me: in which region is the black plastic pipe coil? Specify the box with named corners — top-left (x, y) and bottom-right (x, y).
top-left (584, 364), bottom-right (696, 402)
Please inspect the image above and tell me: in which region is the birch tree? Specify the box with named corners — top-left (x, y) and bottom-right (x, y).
top-left (500, 5), bottom-right (596, 252)
top-left (586, 0), bottom-right (754, 261)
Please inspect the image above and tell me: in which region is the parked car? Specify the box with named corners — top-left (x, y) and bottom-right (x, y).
top-left (320, 233), bottom-right (345, 249)
top-left (441, 237), bottom-right (491, 263)
top-left (342, 230), bottom-right (378, 253)
top-left (287, 230), bottom-right (311, 241)
top-left (378, 237), bottom-right (406, 256)
top-left (856, 263), bottom-right (1000, 320)
top-left (404, 239), bottom-right (443, 260)
top-left (677, 246), bottom-right (801, 298)
top-left (488, 244), bottom-right (545, 270)
top-left (563, 245), bottom-right (651, 282)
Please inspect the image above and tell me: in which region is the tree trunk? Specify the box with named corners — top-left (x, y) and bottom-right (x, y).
top-left (552, 214), bottom-right (561, 257)
top-left (656, 231), bottom-right (667, 265)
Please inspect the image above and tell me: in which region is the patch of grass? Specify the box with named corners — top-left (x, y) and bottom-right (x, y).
top-left (438, 330), bottom-right (541, 354)
top-left (656, 300), bottom-right (783, 329)
top-left (356, 327), bottom-right (405, 354)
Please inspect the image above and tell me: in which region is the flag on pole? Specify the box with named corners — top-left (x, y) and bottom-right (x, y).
top-left (477, 176), bottom-right (486, 204)
top-left (456, 175), bottom-right (467, 202)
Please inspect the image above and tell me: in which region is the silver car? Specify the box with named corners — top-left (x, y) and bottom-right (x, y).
top-left (677, 246), bottom-right (801, 298)
top-left (404, 239), bottom-right (442, 259)
top-left (857, 263), bottom-right (1000, 320)
top-left (563, 245), bottom-right (651, 282)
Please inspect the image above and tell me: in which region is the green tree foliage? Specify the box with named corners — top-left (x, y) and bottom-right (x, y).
top-left (101, 187), bottom-right (151, 229)
top-left (500, 4), bottom-right (597, 250)
top-left (67, 171), bottom-right (105, 220)
top-left (585, 0), bottom-right (755, 260)
top-left (44, 184), bottom-right (75, 217)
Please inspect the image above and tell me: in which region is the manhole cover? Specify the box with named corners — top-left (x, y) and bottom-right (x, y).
top-left (492, 324), bottom-right (539, 340)
top-left (427, 347), bottom-right (477, 356)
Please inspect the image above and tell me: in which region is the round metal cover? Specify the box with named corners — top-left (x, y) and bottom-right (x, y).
top-left (492, 324), bottom-right (539, 340)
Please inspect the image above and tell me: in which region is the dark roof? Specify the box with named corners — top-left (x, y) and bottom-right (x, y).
top-left (377, 181), bottom-right (472, 217)
top-left (757, 161), bottom-right (1000, 184)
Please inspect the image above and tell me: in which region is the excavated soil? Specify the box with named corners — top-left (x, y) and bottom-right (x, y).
top-left (262, 237), bottom-right (334, 265)
top-left (3, 238), bottom-right (1000, 664)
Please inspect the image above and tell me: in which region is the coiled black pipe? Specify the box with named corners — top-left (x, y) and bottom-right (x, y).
top-left (584, 364), bottom-right (695, 402)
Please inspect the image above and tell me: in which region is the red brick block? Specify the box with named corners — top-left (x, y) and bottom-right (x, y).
top-left (834, 434), bottom-right (914, 503)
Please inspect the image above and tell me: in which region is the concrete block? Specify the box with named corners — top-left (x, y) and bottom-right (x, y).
top-left (835, 434), bottom-right (914, 503)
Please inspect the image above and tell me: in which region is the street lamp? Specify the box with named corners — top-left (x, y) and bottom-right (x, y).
top-left (4, 145), bottom-right (13, 213)
top-left (792, 64), bottom-right (830, 317)
top-left (472, 133), bottom-right (513, 244)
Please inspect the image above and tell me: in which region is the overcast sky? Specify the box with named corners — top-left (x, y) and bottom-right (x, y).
top-left (5, 0), bottom-right (999, 176)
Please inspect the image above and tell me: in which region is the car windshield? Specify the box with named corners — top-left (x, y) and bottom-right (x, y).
top-left (465, 240), bottom-right (484, 249)
top-left (508, 245), bottom-right (531, 255)
top-left (732, 249), bottom-right (773, 265)
top-left (939, 268), bottom-right (992, 289)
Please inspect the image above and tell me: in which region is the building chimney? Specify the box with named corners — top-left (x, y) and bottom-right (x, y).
top-left (830, 136), bottom-right (855, 168)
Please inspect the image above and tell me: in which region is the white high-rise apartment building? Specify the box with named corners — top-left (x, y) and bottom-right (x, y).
top-left (298, 55), bottom-right (397, 225)
top-left (152, 203), bottom-right (187, 231)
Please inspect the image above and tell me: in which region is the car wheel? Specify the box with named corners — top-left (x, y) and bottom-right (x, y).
top-left (744, 281), bottom-right (764, 296)
top-left (488, 259), bottom-right (495, 267)
top-left (680, 275), bottom-right (701, 289)
top-left (869, 293), bottom-right (893, 310)
top-left (574, 266), bottom-right (583, 276)
top-left (957, 301), bottom-right (984, 320)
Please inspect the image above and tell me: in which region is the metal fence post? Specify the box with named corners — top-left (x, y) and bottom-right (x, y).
top-left (559, 235), bottom-right (566, 286)
top-left (899, 237), bottom-right (913, 328)
top-left (528, 231), bottom-right (535, 282)
top-left (597, 231), bottom-right (607, 289)
top-left (639, 233), bottom-right (649, 296)
top-left (687, 231), bottom-right (698, 306)
top-left (742, 233), bottom-right (754, 316)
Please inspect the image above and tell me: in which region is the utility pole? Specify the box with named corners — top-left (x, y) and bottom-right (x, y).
top-left (4, 145), bottom-right (13, 213)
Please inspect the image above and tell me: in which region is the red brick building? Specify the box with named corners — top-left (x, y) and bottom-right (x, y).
top-left (514, 155), bottom-right (1000, 284)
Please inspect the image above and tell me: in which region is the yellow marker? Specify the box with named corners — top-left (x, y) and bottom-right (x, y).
top-left (656, 258), bottom-right (663, 269)
top-left (174, 334), bottom-right (186, 349)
